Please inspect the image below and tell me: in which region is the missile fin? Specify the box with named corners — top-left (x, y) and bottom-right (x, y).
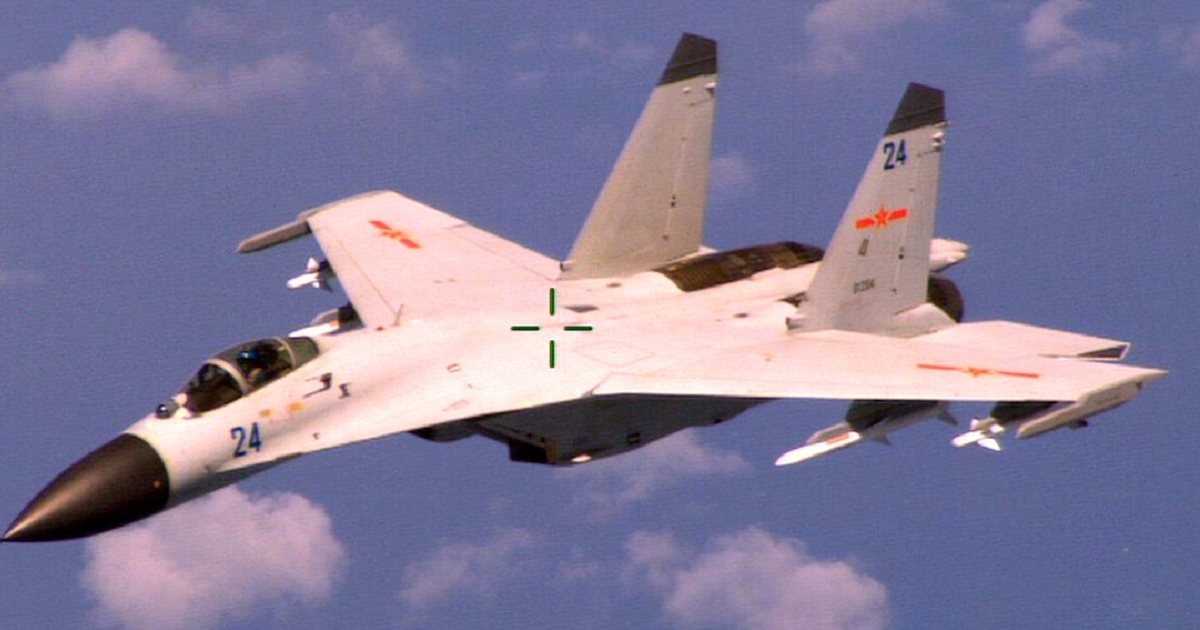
top-left (978, 438), bottom-right (1003, 452)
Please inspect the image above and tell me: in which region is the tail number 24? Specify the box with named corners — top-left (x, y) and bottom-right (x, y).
top-left (883, 140), bottom-right (907, 170)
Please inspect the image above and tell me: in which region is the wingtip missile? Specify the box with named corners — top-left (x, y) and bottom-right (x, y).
top-left (1013, 379), bottom-right (1146, 440)
top-left (953, 375), bottom-right (1161, 452)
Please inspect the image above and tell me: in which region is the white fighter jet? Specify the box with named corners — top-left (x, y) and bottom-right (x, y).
top-left (5, 34), bottom-right (1165, 542)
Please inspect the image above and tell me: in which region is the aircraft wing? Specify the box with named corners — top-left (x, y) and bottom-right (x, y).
top-left (240, 190), bottom-right (560, 329)
top-left (595, 328), bottom-right (1165, 403)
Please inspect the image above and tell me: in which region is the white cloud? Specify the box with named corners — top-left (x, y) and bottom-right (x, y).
top-left (4, 14), bottom-right (435, 120)
top-left (1021, 0), bottom-right (1125, 75)
top-left (562, 431), bottom-right (749, 516)
top-left (569, 31), bottom-right (601, 52)
top-left (399, 529), bottom-right (535, 610)
top-left (3, 27), bottom-right (315, 120)
top-left (711, 153), bottom-right (755, 199)
top-left (801, 0), bottom-right (947, 76)
top-left (328, 13), bottom-right (423, 91)
top-left (81, 486), bottom-right (347, 630)
top-left (626, 528), bottom-right (890, 630)
top-left (1161, 23), bottom-right (1200, 70)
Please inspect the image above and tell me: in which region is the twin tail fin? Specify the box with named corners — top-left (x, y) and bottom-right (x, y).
top-left (791, 83), bottom-right (950, 337)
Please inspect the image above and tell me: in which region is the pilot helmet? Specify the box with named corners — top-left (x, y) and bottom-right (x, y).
top-left (237, 347), bottom-right (262, 364)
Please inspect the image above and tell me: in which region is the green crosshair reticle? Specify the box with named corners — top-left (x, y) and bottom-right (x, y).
top-left (509, 288), bottom-right (593, 368)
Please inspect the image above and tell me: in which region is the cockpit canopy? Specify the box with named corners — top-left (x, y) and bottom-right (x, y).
top-left (157, 337), bottom-right (319, 418)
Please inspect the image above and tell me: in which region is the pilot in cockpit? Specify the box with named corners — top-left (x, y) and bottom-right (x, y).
top-left (237, 343), bottom-right (280, 388)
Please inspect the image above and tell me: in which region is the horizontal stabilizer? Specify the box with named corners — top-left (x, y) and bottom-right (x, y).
top-left (921, 321), bottom-right (1132, 361)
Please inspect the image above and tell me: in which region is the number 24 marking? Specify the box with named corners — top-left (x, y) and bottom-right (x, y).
top-left (231, 422), bottom-right (263, 458)
top-left (882, 140), bottom-right (907, 170)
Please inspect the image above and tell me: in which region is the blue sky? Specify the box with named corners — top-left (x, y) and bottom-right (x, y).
top-left (1, 2), bottom-right (1197, 628)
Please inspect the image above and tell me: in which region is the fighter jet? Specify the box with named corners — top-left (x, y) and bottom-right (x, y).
top-left (5, 34), bottom-right (1165, 542)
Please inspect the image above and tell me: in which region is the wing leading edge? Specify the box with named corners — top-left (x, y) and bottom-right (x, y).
top-left (240, 191), bottom-right (559, 329)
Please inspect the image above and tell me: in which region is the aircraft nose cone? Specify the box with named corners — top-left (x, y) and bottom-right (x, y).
top-left (4, 434), bottom-right (169, 542)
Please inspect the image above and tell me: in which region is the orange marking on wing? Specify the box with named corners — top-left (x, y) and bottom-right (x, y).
top-left (369, 220), bottom-right (422, 249)
top-left (917, 363), bottom-right (959, 372)
top-left (918, 363), bottom-right (1040, 379)
top-left (996, 370), bottom-right (1041, 379)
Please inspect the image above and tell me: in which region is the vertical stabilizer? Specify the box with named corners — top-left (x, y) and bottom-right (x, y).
top-left (791, 83), bottom-right (949, 336)
top-left (560, 33), bottom-right (717, 280)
